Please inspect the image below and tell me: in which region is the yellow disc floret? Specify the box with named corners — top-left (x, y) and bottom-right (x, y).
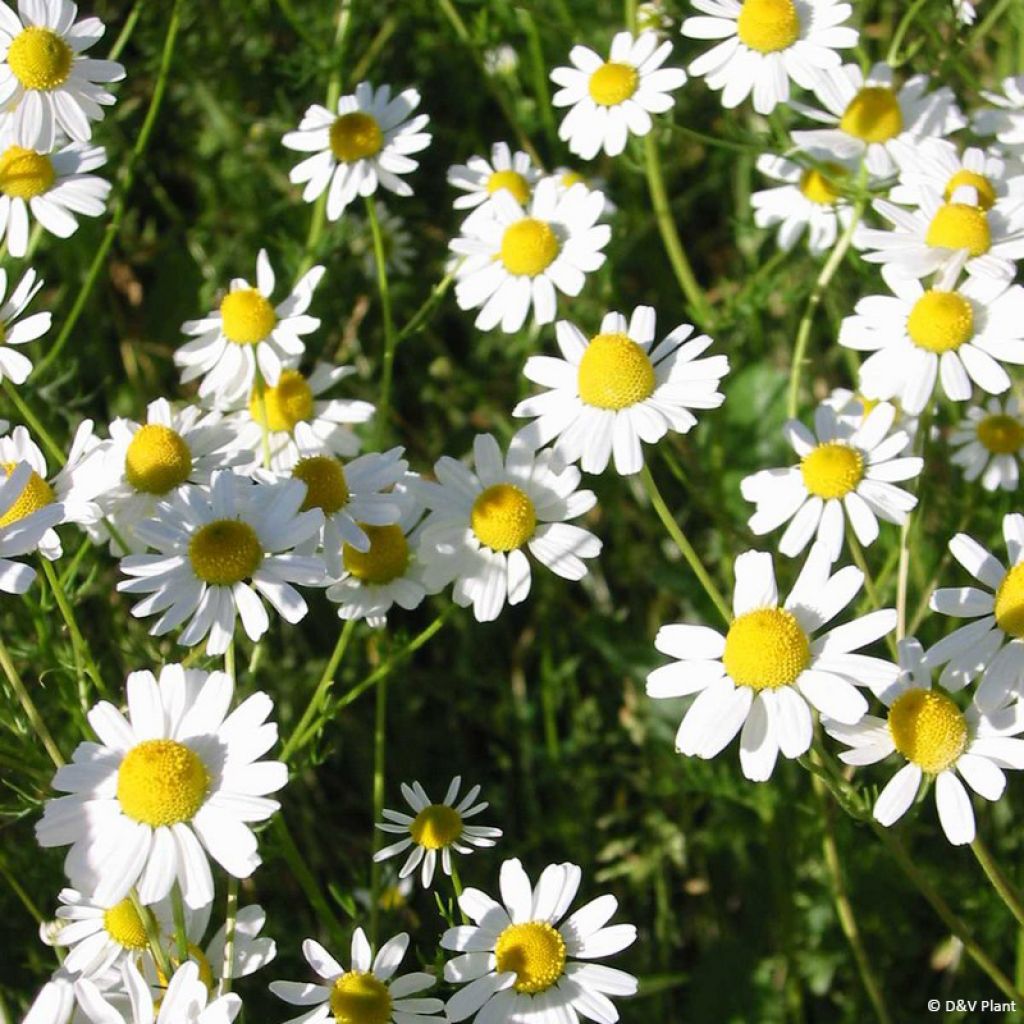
top-left (116, 739), bottom-right (210, 827)
top-left (736, 0), bottom-right (801, 53)
top-left (906, 290), bottom-right (974, 354)
top-left (499, 218), bottom-right (560, 277)
top-left (888, 688), bottom-right (968, 774)
top-left (944, 169), bottom-right (997, 211)
top-left (329, 971), bottom-right (393, 1024)
top-left (102, 899), bottom-right (149, 951)
top-left (994, 562), bottom-right (1024, 639)
top-left (248, 370), bottom-right (314, 433)
top-left (471, 483), bottom-right (536, 552)
top-left (487, 170), bottom-right (530, 205)
top-left (292, 455), bottom-right (349, 515)
top-left (0, 462), bottom-right (54, 526)
top-left (409, 804), bottom-right (463, 849)
top-left (219, 288), bottom-right (277, 346)
top-left (588, 61), bottom-right (639, 106)
top-left (925, 203), bottom-right (991, 257)
top-left (124, 425), bottom-right (193, 495)
top-left (188, 519), bottom-right (263, 585)
top-left (799, 164), bottom-right (844, 205)
top-left (977, 414), bottom-right (1024, 455)
top-left (495, 921), bottom-right (567, 994)
top-left (800, 442), bottom-right (864, 500)
top-left (577, 332), bottom-right (656, 410)
top-left (0, 145), bottom-right (54, 199)
top-left (723, 607), bottom-right (811, 690)
top-left (330, 112), bottom-right (384, 163)
top-left (7, 27), bottom-right (72, 91)
top-left (839, 87), bottom-right (904, 143)
top-left (343, 524), bottom-right (410, 584)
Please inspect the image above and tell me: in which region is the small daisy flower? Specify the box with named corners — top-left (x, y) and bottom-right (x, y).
top-left (270, 928), bottom-right (445, 1024)
top-left (22, 967), bottom-right (124, 1024)
top-left (950, 397), bottom-right (1024, 492)
top-left (550, 30), bottom-right (686, 158)
top-left (840, 267), bottom-right (1024, 415)
top-left (117, 471), bottom-right (326, 656)
top-left (549, 167), bottom-right (617, 218)
top-left (0, 265), bottom-right (49, 383)
top-left (791, 62), bottom-right (966, 179)
top-left (441, 857), bottom-right (637, 1023)
top-left (350, 201), bottom-right (415, 277)
top-left (953, 0), bottom-right (978, 24)
top-left (374, 777), bottom-right (503, 888)
top-left (417, 435), bottom-right (602, 623)
top-left (0, 2), bottom-right (125, 152)
top-left (741, 402), bottom-right (921, 561)
top-left (825, 638), bottom-right (1024, 845)
top-left (448, 141), bottom-right (540, 215)
top-left (451, 178), bottom-right (610, 334)
top-left (35, 663), bottom-right (287, 909)
top-left (0, 458), bottom-right (61, 593)
top-left (0, 138), bottom-right (109, 257)
top-left (682, 0), bottom-right (856, 115)
top-left (282, 81), bottom-right (431, 221)
top-left (513, 305), bottom-right (729, 476)
top-left (175, 251), bottom-right (325, 408)
top-left (974, 76), bottom-right (1024, 157)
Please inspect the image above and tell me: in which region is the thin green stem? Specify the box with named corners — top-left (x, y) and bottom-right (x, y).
top-left (107, 0), bottom-right (144, 62)
top-left (886, 0), bottom-right (929, 64)
top-left (130, 890), bottom-right (172, 981)
top-left (41, 559), bottom-right (107, 699)
top-left (450, 862), bottom-right (468, 925)
top-left (0, 849), bottom-right (45, 926)
top-left (0, 634), bottom-right (63, 768)
top-left (394, 270), bottom-right (456, 345)
top-left (253, 374), bottom-right (273, 470)
top-left (366, 197), bottom-right (396, 449)
top-left (971, 835), bottom-right (1024, 930)
top-left (219, 876), bottom-right (239, 995)
top-left (171, 883), bottom-right (189, 963)
top-left (369, 672), bottom-right (388, 946)
top-left (224, 638), bottom-right (236, 685)
top-left (845, 531), bottom-right (897, 658)
top-left (2, 381), bottom-right (64, 466)
top-left (898, 406), bottom-right (933, 641)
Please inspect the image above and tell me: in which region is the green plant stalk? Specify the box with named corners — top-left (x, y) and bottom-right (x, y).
top-left (2, 380), bottom-right (64, 466)
top-left (369, 673), bottom-right (388, 946)
top-left (224, 637), bottom-right (236, 686)
top-left (844, 530), bottom-right (897, 659)
top-left (971, 835), bottom-right (1024, 930)
top-left (107, 0), bottom-right (144, 62)
top-left (0, 633), bottom-right (64, 768)
top-left (366, 197), bottom-right (397, 449)
top-left (171, 883), bottom-right (189, 963)
top-left (394, 269), bottom-right (456, 345)
top-left (886, 0), bottom-right (930, 64)
top-left (131, 890), bottom-right (172, 981)
top-left (450, 862), bottom-right (468, 925)
top-left (219, 876), bottom-right (239, 995)
top-left (253, 373), bottom-right (273, 470)
top-left (41, 559), bottom-right (107, 699)
top-left (897, 405), bottom-right (933, 640)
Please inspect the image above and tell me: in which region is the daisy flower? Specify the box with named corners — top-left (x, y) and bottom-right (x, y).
top-left (681, 0), bottom-right (856, 115)
top-left (0, 138), bottom-right (109, 257)
top-left (549, 167), bottom-right (617, 218)
top-left (36, 663), bottom-right (287, 910)
top-left (441, 857), bottom-right (637, 1023)
top-left (447, 141), bottom-right (540, 215)
top-left (417, 435), bottom-right (602, 623)
top-left (950, 397), bottom-right (1024, 492)
top-left (21, 967), bottom-right (124, 1024)
top-left (513, 305), bottom-right (729, 475)
top-left (350, 201), bottom-right (415, 277)
top-left (550, 30), bottom-right (686, 158)
top-left (791, 62), bottom-right (966, 179)
top-left (0, 458), bottom-right (61, 593)
top-left (200, 904), bottom-right (277, 984)
top-left (0, 2), bottom-right (125, 152)
top-left (0, 265), bottom-right (49, 383)
top-left (175, 251), bottom-right (325, 408)
top-left (270, 928), bottom-right (444, 1024)
top-left (839, 267), bottom-right (1024, 415)
top-left (374, 777), bottom-right (503, 888)
top-left (647, 543), bottom-right (899, 781)
top-left (825, 638), bottom-right (1024, 845)
top-left (741, 402), bottom-right (921, 561)
top-left (450, 178), bottom-right (610, 334)
top-left (282, 81), bottom-right (431, 220)
top-left (117, 471), bottom-right (326, 656)
top-left (974, 75), bottom-right (1024, 156)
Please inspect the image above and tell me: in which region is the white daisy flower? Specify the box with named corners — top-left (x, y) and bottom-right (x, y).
top-left (0, 2), bottom-right (125, 152)
top-left (950, 396), bottom-right (1024, 492)
top-left (839, 266), bottom-right (1024, 415)
top-left (682, 0), bottom-right (856, 115)
top-left (549, 167), bottom-right (617, 218)
top-left (282, 81), bottom-right (431, 221)
top-left (21, 967), bottom-right (121, 1024)
top-left (441, 857), bottom-right (637, 1024)
top-left (513, 305), bottom-right (729, 476)
top-left (448, 141), bottom-right (541, 215)
top-left (821, 387), bottom-right (920, 440)
top-left (0, 458), bottom-right (61, 593)
top-left (648, 543), bottom-right (899, 780)
top-left (117, 471), bottom-right (326, 656)
top-left (791, 62), bottom-right (966, 179)
top-left (270, 928), bottom-right (444, 1024)
top-left (974, 76), bottom-right (1024, 156)
top-left (417, 435), bottom-right (602, 623)
top-left (202, 903), bottom-right (277, 983)
top-left (741, 402), bottom-right (921, 561)
top-left (374, 776), bottom-right (503, 888)
top-left (35, 663), bottom-right (287, 910)
top-left (550, 30), bottom-right (686, 158)
top-left (0, 265), bottom-right (49, 383)
top-left (175, 251), bottom-right (325, 408)
top-left (0, 138), bottom-right (109, 257)
top-left (825, 638), bottom-right (1024, 846)
top-left (350, 200), bottom-right (415, 277)
top-left (451, 178), bottom-right (610, 334)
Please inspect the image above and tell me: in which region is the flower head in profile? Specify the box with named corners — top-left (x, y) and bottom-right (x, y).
top-left (0, 265), bottom-right (49, 384)
top-left (0, 458), bottom-right (61, 593)
top-left (950, 396), bottom-right (1024, 492)
top-left (974, 75), bottom-right (1024, 157)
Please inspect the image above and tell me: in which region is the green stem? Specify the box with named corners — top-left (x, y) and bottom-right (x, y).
top-left (2, 381), bottom-right (64, 466)
top-left (224, 638), bottom-right (236, 685)
top-left (369, 672), bottom-right (388, 946)
top-left (219, 876), bottom-right (239, 995)
top-left (971, 835), bottom-right (1024, 930)
top-left (0, 634), bottom-right (63, 768)
top-left (897, 406), bottom-right (933, 641)
top-left (366, 197), bottom-right (396, 449)
top-left (171, 883), bottom-right (189, 963)
top-left (450, 862), bottom-right (468, 925)
top-left (253, 374), bottom-right (273, 470)
top-left (886, 0), bottom-right (929, 64)
top-left (845, 531), bottom-right (897, 658)
top-left (130, 890), bottom-right (172, 982)
top-left (41, 559), bottom-right (107, 699)
top-left (394, 270), bottom-right (456, 345)
top-left (107, 0), bottom-right (144, 62)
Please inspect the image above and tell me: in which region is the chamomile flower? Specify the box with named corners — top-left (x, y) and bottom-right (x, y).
top-left (282, 81), bottom-right (431, 220)
top-left (417, 435), bottom-right (601, 623)
top-left (21, 967), bottom-right (124, 1024)
top-left (825, 638), bottom-right (1024, 845)
top-left (0, 458), bottom-right (61, 593)
top-left (0, 266), bottom-right (49, 383)
top-left (681, 0), bottom-right (856, 115)
top-left (270, 928), bottom-right (445, 1024)
top-left (950, 397), bottom-right (1024, 492)
top-left (550, 30), bottom-right (686, 158)
top-left (974, 76), bottom-right (1024, 157)
top-left (513, 306), bottom-right (729, 475)
top-left (448, 141), bottom-right (540, 215)
top-left (0, 3), bottom-right (125, 152)
top-left (374, 777), bottom-right (503, 888)
top-left (202, 904), bottom-right (277, 983)
top-left (451, 178), bottom-right (610, 334)
top-left (350, 201), bottom-right (415, 277)
top-left (441, 857), bottom-right (637, 1023)
top-left (741, 402), bottom-right (921, 561)
top-left (175, 251), bottom-right (325, 407)
top-left (840, 267), bottom-right (1024, 415)
top-left (117, 471), bottom-right (326, 656)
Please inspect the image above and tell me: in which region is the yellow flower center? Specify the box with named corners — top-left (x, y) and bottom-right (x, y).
top-left (977, 414), bottom-right (1024, 455)
top-left (925, 203), bottom-right (991, 257)
top-left (292, 455), bottom-right (349, 515)
top-left (248, 370), bottom-right (314, 433)
top-left (800, 441), bottom-right (864, 499)
top-left (329, 971), bottom-right (393, 1024)
top-left (0, 462), bottom-right (54, 527)
top-left (471, 483), bottom-right (536, 552)
top-left (945, 169), bottom-right (996, 211)
top-left (378, 885), bottom-right (407, 911)
top-left (799, 164), bottom-right (845, 205)
top-left (994, 562), bottom-right (1024, 639)
top-left (102, 900), bottom-right (149, 951)
top-left (494, 921), bottom-right (567, 994)
top-left (906, 290), bottom-right (974, 354)
top-left (499, 218), bottom-right (559, 277)
top-left (588, 61), bottom-right (639, 106)
top-left (736, 0), bottom-right (801, 52)
top-left (188, 519), bottom-right (263, 585)
top-left (329, 112), bottom-right (384, 163)
top-left (839, 87), bottom-right (904, 143)
top-left (116, 739), bottom-right (210, 827)
top-left (156, 945), bottom-right (216, 993)
top-left (124, 425), bottom-right (193, 495)
top-left (7, 27), bottom-right (72, 91)
top-left (409, 803), bottom-right (463, 849)
top-left (560, 171), bottom-right (585, 188)
top-left (723, 608), bottom-right (811, 690)
top-left (577, 332), bottom-right (656, 410)
top-left (343, 524), bottom-right (410, 584)
top-left (0, 145), bottom-right (54, 199)
top-left (219, 288), bottom-right (277, 346)
top-left (487, 169), bottom-right (530, 205)
top-left (888, 688), bottom-right (968, 774)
